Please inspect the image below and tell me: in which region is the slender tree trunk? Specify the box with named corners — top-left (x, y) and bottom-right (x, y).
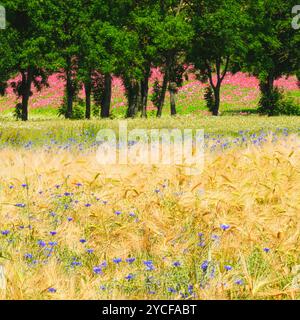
top-left (101, 73), bottom-right (112, 118)
top-left (212, 84), bottom-right (221, 116)
top-left (126, 79), bottom-right (139, 118)
top-left (84, 79), bottom-right (91, 120)
top-left (21, 68), bottom-right (33, 121)
top-left (206, 57), bottom-right (229, 117)
top-left (169, 82), bottom-right (177, 116)
top-left (259, 73), bottom-right (275, 115)
top-left (136, 81), bottom-right (142, 114)
top-left (141, 66), bottom-right (150, 118)
top-left (170, 91), bottom-right (177, 115)
top-left (65, 58), bottom-right (73, 119)
top-left (126, 81), bottom-right (134, 118)
top-left (156, 69), bottom-right (169, 118)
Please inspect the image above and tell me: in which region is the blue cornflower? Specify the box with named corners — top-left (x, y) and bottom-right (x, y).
top-left (129, 212), bottom-right (136, 217)
top-left (24, 253), bottom-right (33, 259)
top-left (201, 260), bottom-right (209, 272)
top-left (21, 184), bottom-right (28, 188)
top-left (37, 240), bottom-right (46, 247)
top-left (85, 203), bottom-right (91, 207)
top-left (180, 292), bottom-right (189, 299)
top-left (225, 265), bottom-right (233, 271)
top-left (9, 185), bottom-right (14, 189)
top-left (263, 247), bottom-right (270, 253)
top-left (220, 224), bottom-right (230, 231)
top-left (100, 285), bottom-right (106, 291)
top-left (113, 258), bottom-right (122, 264)
top-left (126, 257), bottom-right (136, 264)
top-left (235, 279), bottom-right (244, 285)
top-left (143, 260), bottom-right (155, 271)
top-left (86, 249), bottom-right (94, 254)
top-left (48, 241), bottom-right (57, 246)
top-left (125, 274), bottom-right (134, 281)
top-left (100, 261), bottom-right (108, 268)
top-left (75, 183), bottom-right (83, 187)
top-left (79, 239), bottom-right (87, 244)
top-left (93, 266), bottom-right (102, 275)
top-left (198, 241), bottom-right (206, 247)
top-left (114, 211), bottom-right (122, 215)
top-left (211, 234), bottom-right (220, 241)
top-left (15, 203), bottom-right (26, 208)
top-left (48, 288), bottom-right (57, 293)
top-left (188, 285), bottom-right (194, 295)
top-left (49, 231), bottom-right (57, 236)
top-left (167, 287), bottom-right (176, 293)
top-left (67, 217), bottom-right (73, 222)
top-left (1, 230), bottom-right (10, 236)
top-left (173, 261), bottom-right (181, 267)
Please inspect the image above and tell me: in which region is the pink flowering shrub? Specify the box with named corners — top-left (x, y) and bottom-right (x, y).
top-left (0, 71), bottom-right (298, 113)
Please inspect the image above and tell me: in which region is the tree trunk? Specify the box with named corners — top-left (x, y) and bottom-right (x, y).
top-left (126, 79), bottom-right (139, 118)
top-left (84, 79), bottom-right (91, 119)
top-left (169, 82), bottom-right (177, 116)
top-left (170, 91), bottom-right (177, 116)
top-left (65, 60), bottom-right (73, 119)
top-left (21, 68), bottom-right (33, 121)
top-left (212, 84), bottom-right (221, 116)
top-left (156, 70), bottom-right (169, 118)
top-left (206, 57), bottom-right (229, 117)
top-left (141, 66), bottom-right (150, 118)
top-left (136, 81), bottom-right (142, 114)
top-left (260, 74), bottom-right (274, 96)
top-left (259, 73), bottom-right (275, 115)
top-left (101, 73), bottom-right (112, 118)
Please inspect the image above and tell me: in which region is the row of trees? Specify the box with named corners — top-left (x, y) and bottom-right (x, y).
top-left (0, 0), bottom-right (299, 121)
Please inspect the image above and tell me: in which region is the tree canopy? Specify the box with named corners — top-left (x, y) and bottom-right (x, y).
top-left (0, 0), bottom-right (298, 120)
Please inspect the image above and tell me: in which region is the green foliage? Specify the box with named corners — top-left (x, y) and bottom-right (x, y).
top-left (204, 86), bottom-right (215, 113)
top-left (0, 0), bottom-right (299, 120)
top-left (13, 103), bottom-right (23, 120)
top-left (151, 79), bottom-right (162, 109)
top-left (58, 93), bottom-right (85, 120)
top-left (258, 87), bottom-right (300, 116)
top-left (189, 0), bottom-right (249, 114)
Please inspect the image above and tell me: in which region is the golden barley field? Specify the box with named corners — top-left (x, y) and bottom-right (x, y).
top-left (0, 135), bottom-right (299, 300)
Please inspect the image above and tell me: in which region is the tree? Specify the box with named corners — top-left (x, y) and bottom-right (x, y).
top-left (189, 0), bottom-right (248, 116)
top-left (127, 1), bottom-right (160, 118)
top-left (90, 0), bottom-right (137, 119)
top-left (245, 0), bottom-right (300, 115)
top-left (0, 0), bottom-right (53, 121)
top-left (153, 1), bottom-right (193, 117)
top-left (43, 0), bottom-right (84, 119)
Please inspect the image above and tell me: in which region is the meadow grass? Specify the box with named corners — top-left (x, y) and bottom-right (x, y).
top-left (1, 115), bottom-right (300, 149)
top-left (0, 133), bottom-right (299, 300)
